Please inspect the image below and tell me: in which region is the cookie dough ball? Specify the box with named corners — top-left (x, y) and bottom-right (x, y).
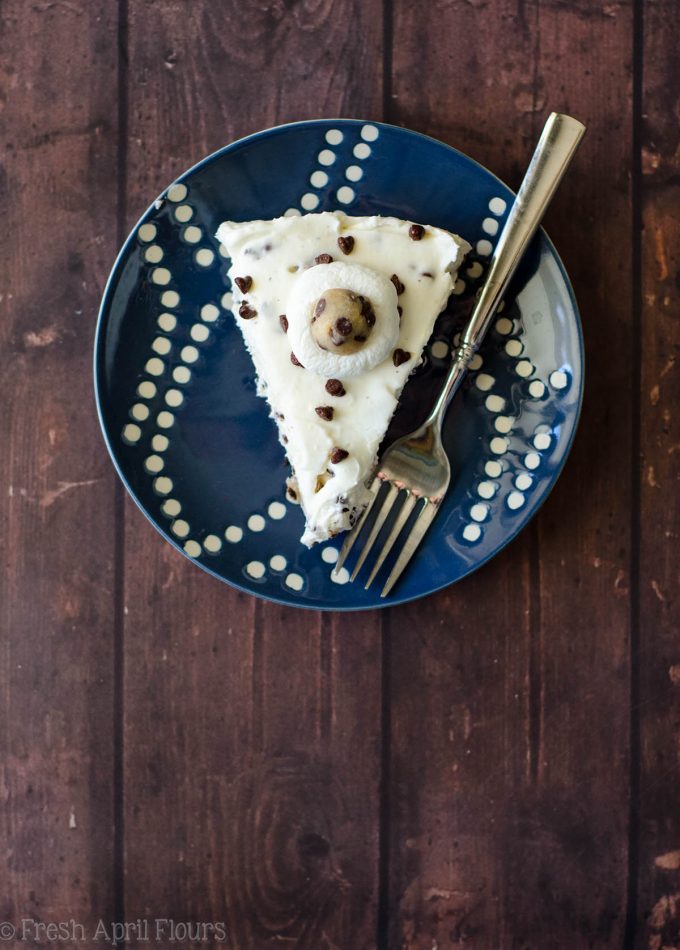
top-left (311, 288), bottom-right (375, 355)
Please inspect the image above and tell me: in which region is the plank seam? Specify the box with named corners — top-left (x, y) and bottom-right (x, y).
top-left (623, 0), bottom-right (643, 944)
top-left (113, 0), bottom-right (129, 940)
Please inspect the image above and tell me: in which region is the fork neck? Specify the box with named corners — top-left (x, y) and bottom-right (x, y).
top-left (424, 346), bottom-right (471, 432)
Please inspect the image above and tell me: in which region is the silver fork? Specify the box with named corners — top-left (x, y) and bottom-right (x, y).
top-left (333, 112), bottom-right (586, 597)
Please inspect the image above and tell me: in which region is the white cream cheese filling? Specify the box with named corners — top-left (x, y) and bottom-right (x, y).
top-left (216, 211), bottom-right (470, 546)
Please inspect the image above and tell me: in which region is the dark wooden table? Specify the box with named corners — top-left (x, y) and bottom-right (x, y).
top-left (1, 1), bottom-right (678, 947)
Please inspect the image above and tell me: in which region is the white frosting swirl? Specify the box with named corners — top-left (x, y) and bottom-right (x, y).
top-left (286, 261), bottom-right (399, 378)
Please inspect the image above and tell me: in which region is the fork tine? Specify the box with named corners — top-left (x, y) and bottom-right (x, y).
top-left (380, 500), bottom-right (439, 597)
top-left (350, 483), bottom-right (400, 581)
top-left (365, 491), bottom-right (419, 590)
top-left (333, 477), bottom-right (380, 575)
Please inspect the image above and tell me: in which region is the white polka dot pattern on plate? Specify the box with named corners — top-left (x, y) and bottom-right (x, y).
top-left (515, 473), bottom-right (533, 491)
top-left (533, 432), bottom-right (552, 450)
top-left (167, 183), bottom-right (187, 202)
top-left (138, 223), bottom-right (156, 242)
top-left (317, 149), bottom-right (336, 166)
top-left (505, 339), bottom-right (523, 357)
top-left (515, 360), bottom-right (534, 378)
top-left (195, 248), bottom-right (215, 267)
top-left (248, 514), bottom-right (265, 532)
top-left (270, 554), bottom-right (287, 572)
top-left (161, 290), bottom-right (179, 308)
top-left (321, 546), bottom-right (339, 564)
top-left (246, 561), bottom-right (266, 579)
top-left (550, 370), bottom-right (569, 390)
top-left (145, 245), bottom-right (164, 263)
top-left (490, 437), bottom-right (508, 455)
top-left (203, 534), bottom-right (222, 553)
top-left (482, 217), bottom-right (499, 236)
top-left (152, 336), bottom-right (172, 355)
top-left (331, 566), bottom-right (350, 585)
top-left (345, 165), bottom-right (363, 182)
top-left (524, 452), bottom-right (541, 470)
top-left (171, 519), bottom-right (190, 538)
top-left (122, 423), bottom-right (141, 444)
top-left (201, 303), bottom-right (220, 322)
top-left (485, 460), bottom-right (503, 478)
top-left (310, 170), bottom-right (329, 188)
top-left (152, 434), bottom-right (169, 452)
top-left (301, 193), bottom-right (320, 211)
top-left (157, 411), bottom-right (174, 429)
top-left (268, 501), bottom-right (287, 520)
top-left (131, 403), bottom-right (149, 421)
top-left (152, 267), bottom-right (171, 285)
top-left (184, 540), bottom-right (201, 558)
top-left (489, 197), bottom-right (507, 215)
top-left (507, 491), bottom-right (526, 510)
top-left (173, 366), bottom-right (191, 384)
top-left (361, 124), bottom-right (379, 141)
top-left (161, 498), bottom-right (181, 518)
top-left (181, 345), bottom-right (199, 363)
top-left (137, 381), bottom-right (156, 399)
top-left (485, 394), bottom-right (505, 412)
top-left (495, 317), bottom-right (513, 335)
top-left (494, 415), bottom-right (515, 434)
top-left (225, 526), bottom-right (243, 543)
top-left (470, 503), bottom-right (488, 522)
top-left (529, 380), bottom-right (546, 398)
top-left (353, 142), bottom-right (371, 159)
top-left (157, 313), bottom-right (177, 332)
top-left (144, 455), bottom-right (164, 474)
top-left (183, 225), bottom-right (202, 244)
top-left (476, 373), bottom-right (495, 392)
top-left (431, 341), bottom-right (449, 359)
top-left (326, 129), bottom-right (343, 145)
top-left (463, 524), bottom-right (482, 542)
top-left (174, 204), bottom-right (193, 223)
top-left (190, 324), bottom-right (210, 342)
top-left (477, 480), bottom-right (497, 499)
top-left (337, 186), bottom-right (355, 204)
top-left (476, 239), bottom-right (493, 256)
top-left (285, 573), bottom-right (304, 591)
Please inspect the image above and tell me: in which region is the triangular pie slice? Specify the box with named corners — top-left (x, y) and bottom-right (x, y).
top-left (216, 211), bottom-right (470, 546)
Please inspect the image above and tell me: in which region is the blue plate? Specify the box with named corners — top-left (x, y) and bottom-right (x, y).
top-left (94, 119), bottom-right (583, 610)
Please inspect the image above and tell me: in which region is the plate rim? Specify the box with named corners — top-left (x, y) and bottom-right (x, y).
top-left (93, 117), bottom-right (585, 611)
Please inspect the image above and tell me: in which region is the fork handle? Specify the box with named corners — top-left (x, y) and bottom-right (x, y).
top-left (427, 112), bottom-right (585, 427)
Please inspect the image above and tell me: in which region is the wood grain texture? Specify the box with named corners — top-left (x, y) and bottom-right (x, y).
top-left (637, 1), bottom-right (680, 946)
top-left (0, 0), bottom-right (118, 931)
top-left (121, 2), bottom-right (384, 947)
top-left (386, 0), bottom-right (633, 946)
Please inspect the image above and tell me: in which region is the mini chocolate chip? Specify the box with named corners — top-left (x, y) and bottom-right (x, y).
top-left (335, 317), bottom-right (353, 336)
top-left (337, 235), bottom-right (355, 255)
top-left (397, 305), bottom-right (403, 318)
top-left (360, 297), bottom-right (376, 327)
top-left (314, 297), bottom-right (326, 319)
top-left (354, 334), bottom-right (367, 342)
top-left (409, 224), bottom-right (425, 240)
top-left (391, 274), bottom-right (405, 295)
top-left (239, 303), bottom-right (257, 319)
top-left (393, 348), bottom-right (411, 366)
top-left (422, 271), bottom-right (433, 278)
top-left (234, 275), bottom-right (252, 293)
top-left (315, 406), bottom-right (334, 421)
top-left (282, 435), bottom-right (288, 444)
top-left (325, 378), bottom-right (346, 397)
top-left (291, 352), bottom-right (303, 367)
top-left (279, 314), bottom-right (289, 332)
top-left (315, 253), bottom-right (333, 265)
top-left (330, 447), bottom-right (349, 464)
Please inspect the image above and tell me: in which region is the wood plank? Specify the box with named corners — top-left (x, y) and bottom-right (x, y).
top-left (636, 1), bottom-right (680, 945)
top-left (0, 0), bottom-right (118, 931)
top-left (122, 2), bottom-right (384, 946)
top-left (387, 0), bottom-right (633, 946)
